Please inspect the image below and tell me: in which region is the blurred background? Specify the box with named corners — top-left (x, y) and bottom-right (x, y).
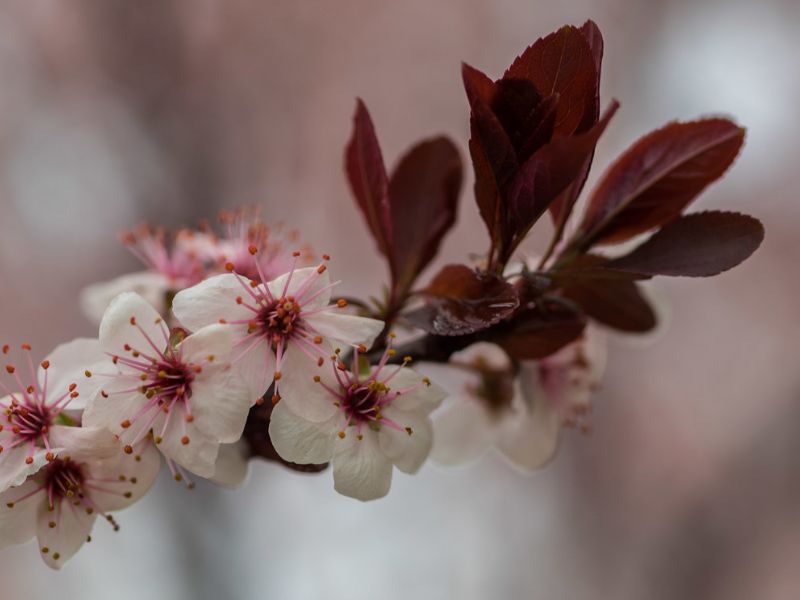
top-left (0, 0), bottom-right (798, 598)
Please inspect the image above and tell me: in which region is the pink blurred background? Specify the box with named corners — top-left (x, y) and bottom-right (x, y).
top-left (0, 1), bottom-right (798, 598)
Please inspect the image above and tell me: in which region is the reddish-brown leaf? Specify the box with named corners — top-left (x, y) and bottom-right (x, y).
top-left (578, 118), bottom-right (746, 247)
top-left (502, 100), bottom-right (619, 262)
top-left (605, 211), bottom-right (764, 277)
top-left (504, 24), bottom-right (597, 136)
top-left (388, 137), bottom-right (463, 292)
top-left (345, 100), bottom-right (392, 259)
top-left (405, 264), bottom-right (519, 336)
top-left (495, 305), bottom-right (586, 359)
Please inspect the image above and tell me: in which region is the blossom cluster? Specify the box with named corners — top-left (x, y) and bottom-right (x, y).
top-left (0, 20), bottom-right (763, 569)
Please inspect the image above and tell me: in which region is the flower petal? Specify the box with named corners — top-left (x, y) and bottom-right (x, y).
top-left (0, 480), bottom-right (39, 550)
top-left (232, 337), bottom-right (274, 399)
top-left (99, 292), bottom-right (169, 359)
top-left (48, 425), bottom-right (120, 462)
top-left (172, 274), bottom-right (253, 333)
top-left (36, 497), bottom-right (97, 569)
top-left (497, 387), bottom-right (562, 472)
top-left (80, 271), bottom-right (171, 325)
top-left (88, 440), bottom-right (161, 511)
top-left (208, 441), bottom-right (250, 488)
top-left (189, 363), bottom-right (255, 444)
top-left (384, 367), bottom-right (447, 415)
top-left (378, 408), bottom-right (433, 474)
top-left (40, 338), bottom-right (107, 411)
top-left (278, 343), bottom-right (338, 422)
top-left (155, 420), bottom-right (220, 478)
top-left (268, 267), bottom-right (331, 311)
top-left (332, 431), bottom-right (392, 501)
top-left (81, 381), bottom-right (149, 437)
top-left (430, 398), bottom-right (498, 467)
top-left (305, 311), bottom-right (384, 349)
top-left (178, 323), bottom-right (238, 364)
top-left (0, 446), bottom-right (51, 493)
top-left (268, 400), bottom-right (337, 464)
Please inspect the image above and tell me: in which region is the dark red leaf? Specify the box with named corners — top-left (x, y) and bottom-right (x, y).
top-left (502, 100), bottom-right (619, 262)
top-left (388, 137), bottom-right (463, 292)
top-left (578, 118), bottom-right (746, 247)
top-left (605, 211), bottom-right (764, 277)
top-left (345, 100), bottom-right (392, 259)
top-left (558, 254), bottom-right (656, 332)
top-left (406, 264), bottom-right (519, 336)
top-left (495, 305), bottom-right (586, 359)
top-left (505, 25), bottom-right (597, 136)
top-left (463, 63), bottom-right (519, 243)
top-left (578, 20), bottom-right (603, 132)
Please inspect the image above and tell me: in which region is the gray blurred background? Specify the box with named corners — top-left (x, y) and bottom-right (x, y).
top-left (0, 0), bottom-right (798, 598)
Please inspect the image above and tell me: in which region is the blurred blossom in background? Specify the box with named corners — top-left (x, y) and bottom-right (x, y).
top-left (1, 1), bottom-right (799, 598)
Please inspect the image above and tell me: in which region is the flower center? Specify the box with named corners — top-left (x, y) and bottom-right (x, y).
top-left (43, 458), bottom-right (85, 502)
top-left (142, 356), bottom-right (196, 404)
top-left (340, 382), bottom-right (388, 425)
top-left (6, 401), bottom-right (52, 442)
top-left (254, 296), bottom-right (302, 342)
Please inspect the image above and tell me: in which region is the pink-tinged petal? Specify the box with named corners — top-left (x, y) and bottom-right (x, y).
top-left (48, 426), bottom-right (119, 462)
top-left (81, 379), bottom-right (149, 436)
top-left (0, 480), bottom-right (40, 550)
top-left (189, 363), bottom-right (255, 444)
top-left (36, 497), bottom-right (97, 569)
top-left (40, 338), bottom-right (106, 411)
top-left (497, 390), bottom-right (562, 472)
top-left (268, 267), bottom-right (331, 311)
top-left (0, 446), bottom-right (51, 493)
top-left (384, 367), bottom-right (447, 415)
top-left (88, 440), bottom-right (161, 511)
top-left (172, 274), bottom-right (254, 333)
top-left (268, 400), bottom-right (338, 465)
top-left (430, 398), bottom-right (499, 467)
top-left (233, 337), bottom-right (274, 399)
top-left (80, 271), bottom-right (171, 325)
top-left (99, 292), bottom-right (168, 359)
top-left (177, 323), bottom-right (238, 364)
top-left (305, 311), bottom-right (384, 349)
top-left (278, 344), bottom-right (338, 422)
top-left (378, 408), bottom-right (433, 474)
top-left (155, 421), bottom-right (219, 478)
top-left (332, 431), bottom-right (392, 501)
top-left (208, 441), bottom-right (250, 489)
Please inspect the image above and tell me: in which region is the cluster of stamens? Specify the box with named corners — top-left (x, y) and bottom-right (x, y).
top-left (313, 339), bottom-right (430, 440)
top-left (0, 344), bottom-right (78, 464)
top-left (121, 225), bottom-right (207, 286)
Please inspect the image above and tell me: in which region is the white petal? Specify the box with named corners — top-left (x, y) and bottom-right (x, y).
top-left (48, 425), bottom-right (120, 462)
top-left (305, 311), bottom-right (384, 349)
top-left (378, 408), bottom-right (433, 474)
top-left (497, 388), bottom-right (562, 472)
top-left (208, 441), bottom-right (250, 488)
top-left (332, 431), bottom-right (392, 501)
top-left (36, 497), bottom-right (97, 569)
top-left (232, 337), bottom-right (274, 399)
top-left (156, 421), bottom-right (220, 478)
top-left (268, 400), bottom-right (337, 464)
top-left (384, 367), bottom-right (447, 415)
top-left (430, 398), bottom-right (499, 467)
top-left (268, 267), bottom-right (331, 311)
top-left (99, 292), bottom-right (169, 359)
top-left (0, 480), bottom-right (39, 550)
top-left (172, 274), bottom-right (254, 333)
top-left (0, 447), bottom-right (50, 493)
top-left (178, 323), bottom-right (238, 364)
top-left (41, 338), bottom-right (107, 411)
top-left (278, 343), bottom-right (338, 422)
top-left (189, 363), bottom-right (255, 444)
top-left (81, 380), bottom-right (149, 436)
top-left (80, 271), bottom-right (171, 325)
top-left (88, 440), bottom-right (161, 511)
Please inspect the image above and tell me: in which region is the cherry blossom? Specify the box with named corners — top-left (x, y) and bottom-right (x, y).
top-left (171, 254), bottom-right (384, 418)
top-left (0, 425), bottom-right (160, 569)
top-left (269, 342), bottom-right (446, 501)
top-left (430, 327), bottom-right (607, 471)
top-left (82, 292), bottom-right (255, 480)
top-left (0, 340), bottom-right (107, 493)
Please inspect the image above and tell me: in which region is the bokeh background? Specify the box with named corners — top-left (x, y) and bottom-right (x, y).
top-left (0, 0), bottom-right (798, 598)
